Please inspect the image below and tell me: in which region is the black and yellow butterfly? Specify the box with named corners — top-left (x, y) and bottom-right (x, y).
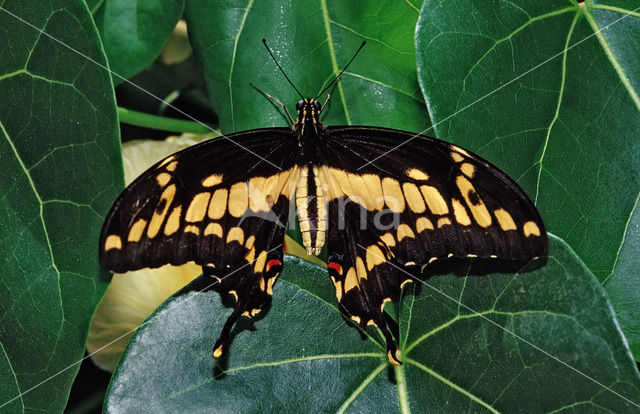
top-left (99, 42), bottom-right (547, 366)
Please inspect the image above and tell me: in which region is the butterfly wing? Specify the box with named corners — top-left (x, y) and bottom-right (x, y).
top-left (318, 126), bottom-right (547, 363)
top-left (99, 128), bottom-right (300, 359)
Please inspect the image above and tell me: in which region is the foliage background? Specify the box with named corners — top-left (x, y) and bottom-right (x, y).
top-left (0, 0), bottom-right (638, 412)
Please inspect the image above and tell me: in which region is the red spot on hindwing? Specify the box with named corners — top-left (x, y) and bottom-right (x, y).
top-left (328, 261), bottom-right (343, 275)
top-left (265, 259), bottom-right (282, 273)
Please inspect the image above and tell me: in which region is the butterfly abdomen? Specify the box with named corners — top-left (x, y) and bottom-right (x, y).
top-left (296, 165), bottom-right (327, 255)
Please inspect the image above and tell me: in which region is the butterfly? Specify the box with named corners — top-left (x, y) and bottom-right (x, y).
top-left (99, 40), bottom-right (547, 366)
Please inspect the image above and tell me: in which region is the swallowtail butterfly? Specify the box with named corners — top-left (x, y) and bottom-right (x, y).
top-left (99, 40), bottom-right (547, 366)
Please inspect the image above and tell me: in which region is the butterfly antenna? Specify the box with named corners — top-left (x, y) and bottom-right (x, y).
top-left (316, 41), bottom-right (366, 100)
top-left (262, 38), bottom-right (304, 99)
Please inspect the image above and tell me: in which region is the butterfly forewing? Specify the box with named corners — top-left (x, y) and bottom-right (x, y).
top-left (99, 128), bottom-right (298, 273)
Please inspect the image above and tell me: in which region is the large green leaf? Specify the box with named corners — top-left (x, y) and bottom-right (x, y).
top-left (89, 0), bottom-right (184, 84)
top-left (184, 0), bottom-right (429, 133)
top-left (0, 0), bottom-right (121, 412)
top-left (416, 0), bottom-right (640, 358)
top-left (106, 238), bottom-right (640, 412)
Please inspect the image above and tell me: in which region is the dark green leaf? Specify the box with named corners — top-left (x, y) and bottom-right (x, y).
top-left (106, 239), bottom-right (640, 412)
top-left (416, 0), bottom-right (640, 359)
top-left (90, 0), bottom-right (184, 84)
top-left (0, 0), bottom-right (121, 411)
top-left (184, 0), bottom-right (429, 133)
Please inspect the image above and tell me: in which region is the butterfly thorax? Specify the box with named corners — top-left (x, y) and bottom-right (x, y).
top-left (293, 98), bottom-right (328, 256)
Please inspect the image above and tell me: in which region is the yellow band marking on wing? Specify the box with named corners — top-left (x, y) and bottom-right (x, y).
top-left (416, 217), bottom-right (434, 233)
top-left (396, 223), bottom-right (416, 241)
top-left (437, 217), bottom-right (451, 228)
top-left (420, 185), bottom-right (449, 215)
top-left (406, 168), bottom-right (430, 181)
top-left (494, 208), bottom-right (517, 231)
top-left (165, 161), bottom-right (178, 172)
top-left (362, 174), bottom-right (384, 210)
top-left (157, 155), bottom-right (175, 168)
top-left (208, 188), bottom-right (228, 220)
top-left (245, 235), bottom-right (256, 249)
top-left (228, 182), bottom-right (248, 217)
top-left (355, 257), bottom-right (367, 283)
top-left (382, 177), bottom-right (405, 213)
top-left (244, 245), bottom-right (256, 263)
top-left (164, 205), bottom-right (182, 236)
top-left (266, 275), bottom-right (277, 295)
top-left (254, 250), bottom-right (267, 273)
top-left (380, 232), bottom-right (396, 248)
top-left (350, 315), bottom-right (361, 324)
top-left (127, 219), bottom-right (147, 242)
top-left (202, 174), bottom-right (223, 187)
top-left (456, 175), bottom-right (492, 228)
top-left (452, 198), bottom-right (472, 226)
top-left (523, 221), bottom-right (541, 237)
top-left (184, 225), bottom-right (200, 235)
top-left (333, 279), bottom-right (343, 302)
top-left (450, 152), bottom-right (465, 163)
top-left (460, 163), bottom-right (475, 178)
top-left (204, 222), bottom-right (223, 237)
top-left (226, 226), bottom-right (244, 245)
top-left (185, 192), bottom-right (211, 223)
top-left (147, 184), bottom-right (177, 238)
top-left (104, 234), bottom-right (122, 251)
top-left (155, 172), bottom-right (171, 187)
top-left (366, 245), bottom-right (385, 270)
top-left (248, 176), bottom-right (269, 211)
top-left (403, 182), bottom-right (426, 213)
top-left (344, 267), bottom-right (358, 292)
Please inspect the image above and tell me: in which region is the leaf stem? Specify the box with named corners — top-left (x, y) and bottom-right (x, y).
top-left (117, 107), bottom-right (214, 134)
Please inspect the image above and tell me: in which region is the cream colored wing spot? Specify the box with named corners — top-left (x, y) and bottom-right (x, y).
top-left (350, 315), bottom-right (361, 324)
top-left (365, 245), bottom-right (385, 270)
top-left (157, 155), bottom-right (176, 168)
top-left (452, 198), bottom-right (472, 226)
top-left (248, 176), bottom-right (270, 211)
top-left (104, 234), bottom-right (122, 251)
top-left (420, 185), bottom-right (449, 215)
top-left (403, 182), bottom-right (426, 213)
top-left (245, 235), bottom-right (256, 249)
top-left (165, 161), bottom-right (178, 172)
top-left (244, 245), bottom-right (256, 263)
top-left (344, 267), bottom-right (358, 293)
top-left (184, 225), bottom-right (200, 235)
top-left (147, 184), bottom-right (177, 238)
top-left (380, 232), bottom-right (396, 248)
top-left (460, 163), bottom-right (475, 178)
top-left (155, 172), bottom-right (171, 187)
top-left (266, 276), bottom-right (277, 295)
top-left (494, 208), bottom-right (517, 231)
top-left (226, 226), bottom-right (244, 245)
top-left (228, 182), bottom-right (248, 217)
top-left (228, 290), bottom-right (238, 302)
top-left (185, 192), bottom-right (211, 223)
top-left (332, 278), bottom-right (343, 302)
top-left (362, 174), bottom-right (384, 210)
top-left (456, 175), bottom-right (492, 227)
top-left (396, 223), bottom-right (415, 241)
top-left (164, 205), bottom-right (182, 236)
top-left (202, 174), bottom-right (223, 188)
top-left (406, 168), bottom-right (429, 181)
top-left (382, 177), bottom-right (405, 213)
top-left (128, 218), bottom-right (147, 242)
top-left (355, 257), bottom-right (368, 283)
top-left (523, 221), bottom-right (541, 237)
top-left (400, 279), bottom-right (413, 288)
top-left (259, 276), bottom-right (266, 291)
top-left (208, 189), bottom-right (228, 220)
top-left (437, 217), bottom-right (451, 228)
top-left (416, 217), bottom-right (434, 233)
top-left (450, 151), bottom-right (465, 163)
top-left (204, 222), bottom-right (223, 238)
top-left (254, 250), bottom-right (267, 273)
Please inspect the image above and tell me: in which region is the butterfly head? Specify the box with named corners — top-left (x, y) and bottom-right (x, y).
top-left (295, 98), bottom-right (322, 133)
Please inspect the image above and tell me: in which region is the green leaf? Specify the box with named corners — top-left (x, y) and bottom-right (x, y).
top-left (184, 0), bottom-right (429, 134)
top-left (603, 194), bottom-right (640, 359)
top-left (0, 0), bottom-right (121, 411)
top-left (90, 0), bottom-right (184, 84)
top-left (105, 238), bottom-right (640, 412)
top-left (416, 0), bottom-right (640, 358)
